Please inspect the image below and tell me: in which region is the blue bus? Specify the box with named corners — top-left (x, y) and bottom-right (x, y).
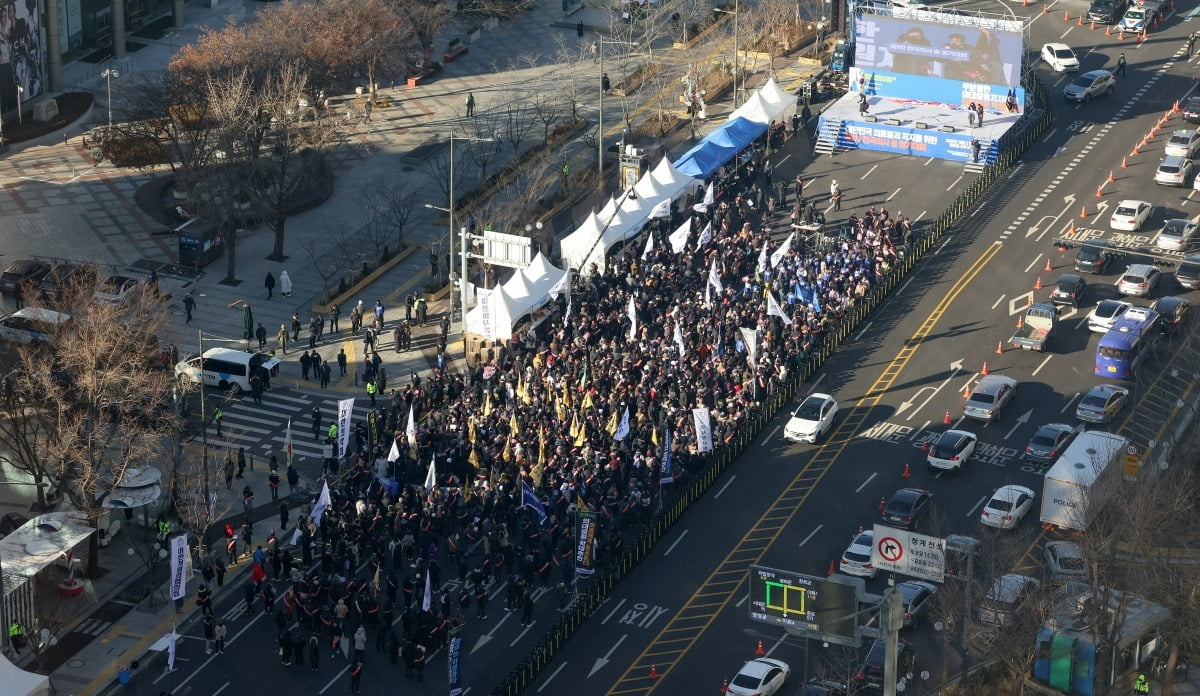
top-left (1095, 307), bottom-right (1159, 379)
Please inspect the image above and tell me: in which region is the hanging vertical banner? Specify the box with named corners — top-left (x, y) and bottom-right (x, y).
top-left (479, 288), bottom-right (496, 341)
top-left (740, 327), bottom-right (759, 369)
top-left (693, 407), bottom-right (713, 453)
top-left (336, 398), bottom-right (355, 458)
top-left (575, 509), bottom-right (598, 576)
top-left (285, 419), bottom-right (294, 468)
top-left (660, 426), bottom-right (674, 484)
top-left (367, 410), bottom-right (379, 448)
top-left (447, 625), bottom-right (464, 696)
top-left (169, 534), bottom-right (189, 600)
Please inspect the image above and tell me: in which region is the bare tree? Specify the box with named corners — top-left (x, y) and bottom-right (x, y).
top-left (502, 97), bottom-right (539, 158)
top-left (531, 91), bottom-right (563, 145)
top-left (426, 143), bottom-right (470, 201)
top-left (360, 179), bottom-right (418, 255)
top-left (459, 110), bottom-right (503, 185)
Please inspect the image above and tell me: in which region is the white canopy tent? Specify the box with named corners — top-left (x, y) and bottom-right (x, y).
top-left (757, 78), bottom-right (796, 120)
top-left (648, 157), bottom-right (696, 201)
top-left (727, 90), bottom-right (772, 124)
top-left (464, 254), bottom-right (570, 341)
top-left (0, 654), bottom-right (49, 696)
top-left (464, 284), bottom-right (519, 341)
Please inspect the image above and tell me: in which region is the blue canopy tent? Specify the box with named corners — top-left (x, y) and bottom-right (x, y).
top-left (673, 117), bottom-right (767, 178)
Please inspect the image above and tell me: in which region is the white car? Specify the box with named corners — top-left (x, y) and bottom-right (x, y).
top-left (839, 530), bottom-right (876, 579)
top-left (1086, 299), bottom-right (1131, 332)
top-left (1109, 200), bottom-right (1152, 231)
top-left (1155, 156), bottom-right (1194, 186)
top-left (1041, 43), bottom-right (1080, 72)
top-left (1117, 263), bottom-right (1162, 297)
top-left (980, 485), bottom-right (1037, 529)
top-left (783, 393), bottom-right (838, 443)
top-left (93, 275), bottom-right (140, 305)
top-left (1156, 219), bottom-right (1200, 251)
top-left (1166, 130), bottom-right (1200, 158)
top-left (926, 429), bottom-right (977, 473)
top-left (727, 658), bottom-right (791, 696)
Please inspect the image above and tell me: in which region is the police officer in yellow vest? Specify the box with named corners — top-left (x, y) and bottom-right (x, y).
top-left (366, 379), bottom-right (378, 407)
top-left (8, 621), bottom-right (25, 653)
top-left (327, 423), bottom-right (337, 444)
top-left (156, 517), bottom-right (170, 541)
top-left (1134, 673), bottom-right (1149, 695)
top-left (213, 406), bottom-right (224, 436)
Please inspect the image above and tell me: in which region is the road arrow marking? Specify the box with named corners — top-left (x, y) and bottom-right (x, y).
top-left (589, 635), bottom-right (628, 678)
top-left (472, 612), bottom-right (513, 653)
top-left (900, 360), bottom-right (964, 421)
top-left (1005, 409), bottom-right (1033, 440)
top-left (1027, 193), bottom-right (1077, 238)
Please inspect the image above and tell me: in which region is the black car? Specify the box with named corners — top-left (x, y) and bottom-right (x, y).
top-left (803, 678), bottom-right (848, 696)
top-left (38, 262), bottom-right (94, 298)
top-left (1183, 96), bottom-right (1200, 124)
top-left (1051, 274), bottom-right (1087, 307)
top-left (1176, 256), bottom-right (1200, 289)
top-left (1087, 0), bottom-right (1128, 23)
top-left (1074, 241), bottom-right (1121, 274)
top-left (1024, 423), bottom-right (1080, 464)
top-left (1151, 296), bottom-right (1191, 333)
top-left (881, 488), bottom-right (934, 530)
top-left (0, 259), bottom-right (50, 295)
top-left (857, 638), bottom-right (916, 691)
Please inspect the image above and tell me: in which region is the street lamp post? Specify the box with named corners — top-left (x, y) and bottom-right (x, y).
top-left (598, 37), bottom-right (639, 190)
top-left (101, 67), bottom-right (120, 129)
top-left (15, 85), bottom-right (23, 126)
top-left (715, 6), bottom-right (740, 107)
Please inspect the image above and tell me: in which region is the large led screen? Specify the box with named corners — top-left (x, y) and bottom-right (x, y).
top-left (854, 12), bottom-right (1022, 89)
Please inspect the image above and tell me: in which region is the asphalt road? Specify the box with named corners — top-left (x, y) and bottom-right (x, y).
top-left (525, 3), bottom-right (1200, 696)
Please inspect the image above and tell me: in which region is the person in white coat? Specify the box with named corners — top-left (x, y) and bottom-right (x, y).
top-left (279, 270), bottom-right (293, 298)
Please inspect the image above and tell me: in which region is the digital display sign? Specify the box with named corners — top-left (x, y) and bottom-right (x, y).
top-left (854, 12), bottom-right (1024, 88)
top-left (748, 566), bottom-right (862, 646)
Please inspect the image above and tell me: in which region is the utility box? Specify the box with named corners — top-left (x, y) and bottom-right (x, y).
top-left (177, 220), bottom-right (223, 269)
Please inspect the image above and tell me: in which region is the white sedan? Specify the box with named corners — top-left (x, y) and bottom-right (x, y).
top-left (1166, 130), bottom-right (1200, 158)
top-left (94, 275), bottom-right (141, 304)
top-left (1109, 200), bottom-right (1152, 231)
top-left (727, 658), bottom-right (791, 696)
top-left (783, 393), bottom-right (838, 443)
top-left (1086, 299), bottom-right (1131, 333)
top-left (1041, 43), bottom-right (1080, 72)
top-left (839, 530), bottom-right (877, 579)
top-left (980, 485), bottom-right (1037, 530)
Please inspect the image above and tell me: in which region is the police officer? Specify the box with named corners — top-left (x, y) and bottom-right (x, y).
top-left (1117, 52), bottom-right (1127, 77)
top-left (1134, 673), bottom-right (1150, 695)
top-left (213, 406), bottom-right (224, 436)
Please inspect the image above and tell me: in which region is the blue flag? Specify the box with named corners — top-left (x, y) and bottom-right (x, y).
top-left (521, 479), bottom-right (548, 525)
top-left (660, 427), bottom-right (674, 485)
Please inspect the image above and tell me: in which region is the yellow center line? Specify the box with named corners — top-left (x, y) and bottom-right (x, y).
top-left (606, 242), bottom-right (1003, 695)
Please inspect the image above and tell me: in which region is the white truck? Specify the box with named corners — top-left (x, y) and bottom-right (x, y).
top-left (1039, 431), bottom-right (1127, 532)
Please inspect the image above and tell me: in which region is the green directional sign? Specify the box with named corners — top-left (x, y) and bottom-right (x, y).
top-left (747, 565), bottom-right (862, 646)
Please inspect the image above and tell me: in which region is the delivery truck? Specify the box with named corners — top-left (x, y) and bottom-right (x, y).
top-left (1039, 430), bottom-right (1127, 532)
top-left (1010, 303), bottom-right (1059, 352)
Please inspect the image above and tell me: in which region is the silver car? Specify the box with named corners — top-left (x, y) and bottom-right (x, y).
top-left (964, 374), bottom-right (1018, 422)
top-left (1064, 70), bottom-right (1116, 103)
top-left (1044, 541), bottom-right (1087, 584)
top-left (1155, 156), bottom-right (1194, 187)
top-left (1117, 264), bottom-right (1162, 297)
top-left (1156, 219), bottom-right (1199, 251)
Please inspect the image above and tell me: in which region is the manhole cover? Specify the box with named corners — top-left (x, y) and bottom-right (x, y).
top-left (66, 659), bottom-right (85, 669)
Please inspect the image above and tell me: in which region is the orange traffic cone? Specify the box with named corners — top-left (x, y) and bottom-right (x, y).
top-left (1107, 170), bottom-right (1115, 184)
top-left (1174, 100), bottom-right (1181, 113)
top-left (1042, 3), bottom-right (1048, 12)
top-left (1138, 30), bottom-right (1145, 43)
top-left (1119, 30), bottom-right (1125, 40)
top-left (827, 559), bottom-right (837, 575)
top-left (649, 665), bottom-right (659, 680)
top-left (943, 410), bottom-right (952, 425)
top-left (1096, 185), bottom-right (1104, 198)
top-left (1080, 205), bottom-right (1088, 219)
top-left (995, 341), bottom-right (1004, 355)
top-left (902, 463), bottom-right (912, 478)
top-left (963, 384), bottom-right (972, 398)
top-left (1035, 276), bottom-right (1043, 290)
top-left (981, 361), bottom-right (989, 376)
top-left (1121, 156), bottom-right (1127, 168)
top-left (1062, 9), bottom-right (1069, 20)
top-left (1105, 25), bottom-right (1111, 36)
top-left (1016, 314), bottom-right (1024, 329)
top-left (1132, 143), bottom-right (1140, 155)
top-left (1069, 220), bottom-right (1076, 234)
top-left (1077, 15), bottom-right (1083, 25)
top-left (756, 640), bottom-right (765, 656)
top-left (1027, 295), bottom-right (1033, 307)
top-left (921, 440), bottom-right (931, 452)
top-left (1090, 20), bottom-right (1095, 30)
top-left (1045, 257), bottom-right (1053, 272)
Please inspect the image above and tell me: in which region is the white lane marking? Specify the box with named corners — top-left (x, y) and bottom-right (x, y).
top-left (1024, 255), bottom-right (1042, 273)
top-left (855, 321), bottom-right (874, 340)
top-left (967, 495), bottom-right (988, 517)
top-left (862, 164), bottom-right (879, 180)
top-left (855, 472), bottom-right (877, 493)
top-left (713, 476), bottom-right (737, 499)
top-left (1032, 354), bottom-right (1054, 377)
top-left (664, 530), bottom-right (689, 557)
top-left (1061, 392), bottom-right (1082, 413)
top-left (538, 663), bottom-right (569, 692)
top-left (799, 525), bottom-right (823, 547)
top-left (991, 295), bottom-right (1006, 309)
top-left (602, 598), bottom-right (627, 625)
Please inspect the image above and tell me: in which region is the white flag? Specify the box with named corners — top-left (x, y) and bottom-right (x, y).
top-left (310, 481), bottom-right (331, 524)
top-left (421, 569), bottom-right (432, 613)
top-left (168, 534), bottom-right (188, 601)
top-left (641, 232), bottom-right (655, 260)
top-left (406, 404), bottom-right (417, 448)
top-left (767, 292), bottom-right (793, 326)
top-left (424, 458), bottom-right (438, 491)
top-left (757, 243), bottom-right (769, 273)
top-left (669, 218), bottom-right (690, 253)
top-left (285, 419), bottom-right (294, 467)
top-left (708, 258), bottom-right (723, 293)
top-left (649, 198), bottom-right (672, 219)
top-left (336, 398), bottom-right (355, 459)
top-left (673, 322), bottom-right (686, 355)
top-left (692, 407), bottom-right (713, 453)
top-left (740, 327), bottom-right (759, 368)
top-left (697, 221), bottom-right (713, 246)
top-left (702, 182), bottom-right (714, 206)
top-left (565, 299), bottom-right (572, 323)
top-left (628, 296), bottom-right (638, 340)
top-left (290, 527), bottom-right (302, 546)
top-left (167, 629), bottom-right (177, 671)
top-left (770, 232), bottom-right (794, 269)
top-left (613, 407), bottom-right (631, 441)
top-left (548, 269), bottom-right (570, 299)
top-left (705, 282), bottom-right (712, 310)
top-left (387, 438), bottom-right (401, 463)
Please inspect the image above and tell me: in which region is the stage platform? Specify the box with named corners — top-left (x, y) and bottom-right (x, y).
top-left (814, 93), bottom-right (1020, 166)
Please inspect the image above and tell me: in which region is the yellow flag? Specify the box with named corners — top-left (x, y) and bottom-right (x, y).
top-left (468, 447), bottom-right (481, 471)
top-left (468, 420), bottom-right (477, 445)
top-left (606, 410), bottom-right (618, 436)
top-left (510, 413), bottom-right (520, 437)
top-left (483, 392), bottom-right (492, 418)
top-left (651, 425), bottom-right (659, 447)
top-left (519, 376), bottom-right (532, 406)
top-left (502, 437), bottom-right (512, 463)
top-left (561, 382), bottom-right (572, 408)
top-left (574, 420), bottom-right (587, 447)
top-left (582, 390), bottom-right (593, 410)
top-left (531, 462), bottom-right (544, 487)
top-left (570, 412), bottom-right (581, 439)
top-left (576, 493), bottom-right (587, 509)
top-left (555, 396), bottom-right (566, 422)
top-left (463, 476), bottom-right (473, 503)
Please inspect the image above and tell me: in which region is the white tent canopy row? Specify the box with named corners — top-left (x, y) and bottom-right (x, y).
top-left (464, 252), bottom-right (570, 341)
top-left (0, 654), bottom-right (48, 696)
top-left (560, 78), bottom-right (796, 276)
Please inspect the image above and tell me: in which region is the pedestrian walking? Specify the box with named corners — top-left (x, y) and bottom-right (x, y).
top-left (337, 349), bottom-right (348, 376)
top-left (269, 470), bottom-right (281, 501)
top-left (520, 587), bottom-right (534, 627)
top-left (308, 634), bottom-right (320, 670)
top-left (213, 619), bottom-right (227, 654)
top-left (465, 93), bottom-right (475, 117)
top-left (203, 615), bottom-right (215, 654)
top-left (255, 322), bottom-right (267, 351)
top-left (832, 188), bottom-right (843, 211)
top-left (213, 559), bottom-right (226, 587)
top-left (279, 270), bottom-right (293, 297)
top-left (279, 500), bottom-right (290, 530)
top-left (291, 314), bottom-right (302, 342)
top-left (858, 92), bottom-right (868, 116)
top-left (975, 102), bottom-right (984, 127)
top-left (329, 303), bottom-right (340, 333)
top-left (1189, 32), bottom-right (1196, 56)
top-left (971, 139), bottom-right (982, 164)
top-left (590, 40), bottom-right (599, 63)
top-left (213, 406), bottom-right (224, 437)
top-left (577, 20), bottom-right (584, 38)
top-left (183, 293), bottom-right (196, 323)
top-left (349, 660), bottom-right (363, 693)
top-left (353, 626), bottom-right (367, 663)
top-left (1117, 52), bottom-right (1127, 77)
top-left (223, 456), bottom-right (234, 491)
top-left (300, 351), bottom-right (312, 380)
top-left (236, 448), bottom-right (246, 479)
top-left (320, 360), bottom-right (331, 389)
top-left (265, 272), bottom-right (276, 300)
top-left (277, 324), bottom-right (289, 354)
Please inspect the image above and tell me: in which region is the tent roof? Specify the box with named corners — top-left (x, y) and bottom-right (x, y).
top-left (0, 653), bottom-right (49, 696)
top-left (0, 512), bottom-right (96, 579)
top-left (727, 91), bottom-right (772, 124)
top-left (464, 285), bottom-right (517, 341)
top-left (758, 77), bottom-right (795, 119)
top-left (633, 171), bottom-right (668, 202)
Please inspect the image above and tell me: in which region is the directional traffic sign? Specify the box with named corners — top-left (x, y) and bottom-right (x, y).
top-left (870, 525), bottom-right (946, 583)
